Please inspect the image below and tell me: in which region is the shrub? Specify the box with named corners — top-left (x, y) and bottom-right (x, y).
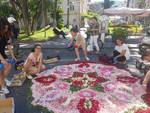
top-left (111, 27), bottom-right (128, 42)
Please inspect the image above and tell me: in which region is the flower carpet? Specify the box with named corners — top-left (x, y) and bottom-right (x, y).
top-left (31, 62), bottom-right (150, 113)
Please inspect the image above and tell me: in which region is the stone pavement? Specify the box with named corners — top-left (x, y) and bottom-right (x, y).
top-left (7, 35), bottom-right (144, 113)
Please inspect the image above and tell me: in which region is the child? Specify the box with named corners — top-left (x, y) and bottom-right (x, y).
top-left (24, 44), bottom-right (45, 79)
top-left (113, 38), bottom-right (130, 64)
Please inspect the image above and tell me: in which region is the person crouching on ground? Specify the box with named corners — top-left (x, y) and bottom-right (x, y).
top-left (113, 38), bottom-right (130, 64)
top-left (142, 52), bottom-right (150, 62)
top-left (142, 70), bottom-right (150, 90)
top-left (24, 44), bottom-right (45, 79)
top-left (0, 17), bottom-right (17, 94)
top-left (142, 52), bottom-right (150, 90)
top-left (68, 28), bottom-right (90, 61)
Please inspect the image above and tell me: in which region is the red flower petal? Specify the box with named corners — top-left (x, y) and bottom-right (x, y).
top-left (135, 108), bottom-right (150, 113)
top-left (117, 76), bottom-right (138, 84)
top-left (142, 94), bottom-right (150, 106)
top-left (35, 75), bottom-right (57, 85)
top-left (77, 98), bottom-right (100, 113)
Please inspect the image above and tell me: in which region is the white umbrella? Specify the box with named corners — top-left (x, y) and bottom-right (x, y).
top-left (104, 7), bottom-right (147, 16)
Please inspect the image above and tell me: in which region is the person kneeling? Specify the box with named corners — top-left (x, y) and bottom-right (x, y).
top-left (142, 52), bottom-right (150, 62)
top-left (24, 44), bottom-right (45, 79)
top-left (113, 38), bottom-right (130, 64)
top-left (142, 70), bottom-right (150, 90)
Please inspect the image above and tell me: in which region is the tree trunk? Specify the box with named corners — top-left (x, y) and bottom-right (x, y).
top-left (53, 0), bottom-right (57, 27)
top-left (30, 0), bottom-right (42, 32)
top-left (21, 0), bottom-right (30, 35)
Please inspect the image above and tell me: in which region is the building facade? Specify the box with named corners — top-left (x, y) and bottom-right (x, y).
top-left (58, 0), bottom-right (89, 25)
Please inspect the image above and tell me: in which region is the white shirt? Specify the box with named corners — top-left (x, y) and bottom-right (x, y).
top-left (115, 44), bottom-right (130, 60)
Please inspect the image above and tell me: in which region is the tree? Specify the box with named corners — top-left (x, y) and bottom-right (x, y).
top-left (9, 0), bottom-right (54, 35)
top-left (2, 0), bottom-right (62, 35)
top-left (0, 0), bottom-right (13, 17)
top-left (9, 0), bottom-right (30, 35)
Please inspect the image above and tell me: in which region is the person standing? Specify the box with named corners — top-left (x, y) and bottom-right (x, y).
top-left (89, 17), bottom-right (100, 53)
top-left (0, 17), bottom-right (17, 94)
top-left (7, 17), bottom-right (20, 56)
top-left (99, 20), bottom-right (107, 43)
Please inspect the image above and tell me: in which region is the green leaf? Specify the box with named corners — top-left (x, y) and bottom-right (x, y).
top-left (92, 84), bottom-right (104, 92)
top-left (70, 85), bottom-right (82, 92)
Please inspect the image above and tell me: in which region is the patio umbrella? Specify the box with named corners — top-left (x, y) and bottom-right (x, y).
top-left (104, 7), bottom-right (148, 16)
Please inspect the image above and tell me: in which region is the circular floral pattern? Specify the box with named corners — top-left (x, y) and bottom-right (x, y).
top-left (31, 62), bottom-right (146, 113)
top-left (34, 75), bottom-right (57, 85)
top-left (103, 81), bottom-right (117, 92)
top-left (53, 81), bottom-right (70, 91)
top-left (116, 76), bottom-right (138, 84)
top-left (77, 89), bottom-right (97, 98)
top-left (53, 65), bottom-right (73, 79)
top-left (77, 98), bottom-right (100, 113)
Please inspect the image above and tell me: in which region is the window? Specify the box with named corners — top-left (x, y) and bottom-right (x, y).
top-left (70, 5), bottom-right (74, 11)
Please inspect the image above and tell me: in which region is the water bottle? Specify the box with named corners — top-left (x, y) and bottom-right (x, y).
top-left (8, 58), bottom-right (16, 65)
top-left (0, 63), bottom-right (4, 70)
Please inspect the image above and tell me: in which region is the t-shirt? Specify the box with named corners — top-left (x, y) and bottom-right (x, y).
top-left (115, 44), bottom-right (130, 60)
top-left (0, 36), bottom-right (10, 59)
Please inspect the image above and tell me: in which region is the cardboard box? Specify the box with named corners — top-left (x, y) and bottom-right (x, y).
top-left (44, 57), bottom-right (59, 64)
top-left (0, 97), bottom-right (14, 113)
top-left (0, 93), bottom-right (5, 100)
top-left (10, 73), bottom-right (26, 87)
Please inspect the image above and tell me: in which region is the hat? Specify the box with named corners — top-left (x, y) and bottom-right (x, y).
top-left (7, 17), bottom-right (16, 24)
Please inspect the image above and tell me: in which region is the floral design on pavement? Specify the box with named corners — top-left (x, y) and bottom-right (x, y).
top-left (31, 62), bottom-right (146, 113)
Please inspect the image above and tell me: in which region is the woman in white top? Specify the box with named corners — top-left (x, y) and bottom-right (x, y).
top-left (142, 70), bottom-right (150, 90)
top-left (113, 38), bottom-right (130, 64)
top-left (24, 44), bottom-right (45, 79)
top-left (142, 52), bottom-right (150, 90)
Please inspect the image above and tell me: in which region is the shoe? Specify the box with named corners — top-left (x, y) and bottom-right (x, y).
top-left (1, 87), bottom-right (9, 94)
top-left (75, 58), bottom-right (80, 61)
top-left (27, 75), bottom-right (33, 79)
top-left (5, 79), bottom-right (12, 86)
top-left (23, 72), bottom-right (33, 80)
top-left (85, 57), bottom-right (90, 61)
